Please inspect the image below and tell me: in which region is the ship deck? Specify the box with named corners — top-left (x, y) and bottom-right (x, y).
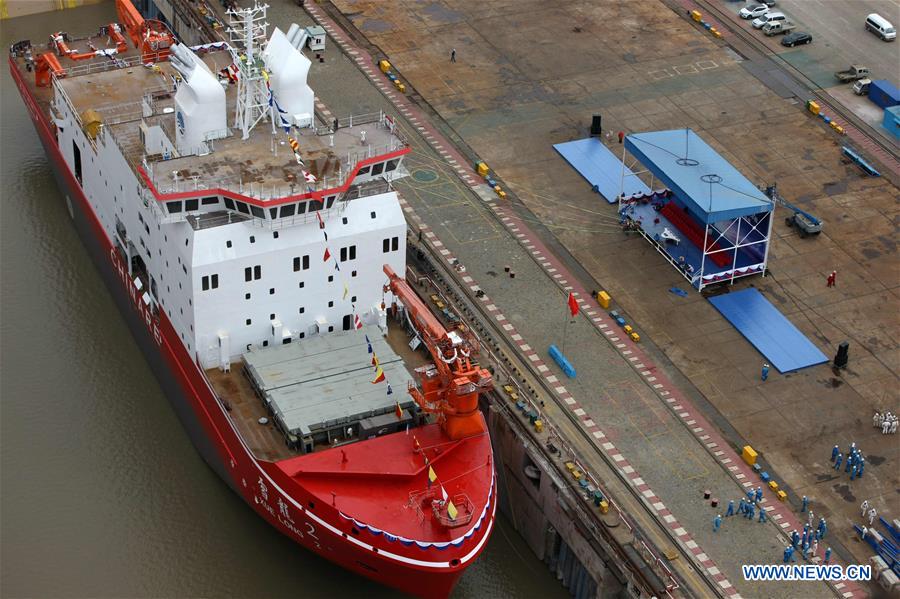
top-left (56, 47), bottom-right (401, 197)
top-left (208, 320), bottom-right (430, 463)
top-left (10, 27), bottom-right (403, 201)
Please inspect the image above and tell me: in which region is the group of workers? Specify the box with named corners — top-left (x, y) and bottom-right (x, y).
top-left (830, 443), bottom-right (866, 481)
top-left (873, 411), bottom-right (899, 434)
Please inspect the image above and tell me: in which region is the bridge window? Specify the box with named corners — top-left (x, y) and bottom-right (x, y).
top-left (235, 201), bottom-right (250, 215)
top-left (250, 205), bottom-right (265, 219)
top-left (371, 162), bottom-right (384, 176)
top-left (224, 198), bottom-right (235, 210)
top-left (280, 204), bottom-right (296, 218)
top-left (167, 201), bottom-right (183, 214)
top-left (297, 202), bottom-right (307, 214)
top-left (201, 196), bottom-right (219, 205)
top-left (185, 198), bottom-right (198, 212)
top-left (385, 159), bottom-right (399, 172)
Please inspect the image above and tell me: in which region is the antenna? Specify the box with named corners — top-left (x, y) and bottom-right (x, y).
top-left (227, 2), bottom-right (274, 140)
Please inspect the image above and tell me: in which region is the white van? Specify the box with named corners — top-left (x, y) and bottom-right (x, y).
top-left (865, 13), bottom-right (896, 41)
top-left (752, 12), bottom-right (786, 30)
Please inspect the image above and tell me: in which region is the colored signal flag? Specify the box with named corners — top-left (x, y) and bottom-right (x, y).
top-left (323, 247), bottom-right (331, 262)
top-left (372, 366), bottom-right (385, 384)
top-left (567, 292), bottom-right (578, 317)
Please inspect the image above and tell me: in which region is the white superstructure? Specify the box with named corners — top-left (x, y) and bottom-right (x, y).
top-left (47, 13), bottom-right (409, 369)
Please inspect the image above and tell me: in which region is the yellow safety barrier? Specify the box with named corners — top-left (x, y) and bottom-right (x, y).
top-left (690, 10), bottom-right (702, 22)
top-left (599, 500), bottom-right (609, 514)
top-left (477, 162), bottom-right (490, 177)
top-left (742, 445), bottom-right (758, 466)
top-left (379, 60), bottom-right (391, 73)
top-left (768, 481), bottom-right (779, 491)
top-left (597, 291), bottom-right (611, 309)
top-left (777, 490), bottom-right (788, 502)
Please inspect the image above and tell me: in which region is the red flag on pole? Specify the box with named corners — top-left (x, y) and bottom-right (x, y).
top-left (567, 292), bottom-right (578, 317)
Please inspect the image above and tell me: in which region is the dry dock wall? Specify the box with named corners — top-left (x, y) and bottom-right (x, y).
top-left (489, 406), bottom-right (630, 599)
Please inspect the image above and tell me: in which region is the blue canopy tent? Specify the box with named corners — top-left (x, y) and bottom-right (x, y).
top-left (619, 129), bottom-right (775, 290)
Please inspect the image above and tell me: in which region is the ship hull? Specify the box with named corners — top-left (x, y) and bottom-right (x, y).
top-left (10, 59), bottom-right (491, 599)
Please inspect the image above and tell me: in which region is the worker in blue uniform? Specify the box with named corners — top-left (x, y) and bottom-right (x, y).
top-left (761, 363), bottom-right (770, 381)
top-left (726, 499), bottom-right (735, 517)
top-left (834, 453), bottom-right (843, 470)
top-left (801, 495), bottom-right (809, 512)
top-left (831, 445), bottom-right (840, 462)
top-left (714, 514), bottom-right (722, 532)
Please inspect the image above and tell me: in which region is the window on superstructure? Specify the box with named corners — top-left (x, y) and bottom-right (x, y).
top-left (299, 307), bottom-right (305, 314)
top-left (342, 315), bottom-right (352, 331)
top-left (269, 208), bottom-right (278, 219)
top-left (358, 165), bottom-right (370, 175)
top-left (371, 211), bottom-right (377, 219)
top-left (309, 201), bottom-right (321, 213)
top-left (246, 319), bottom-right (251, 325)
top-left (326, 196), bottom-right (335, 209)
top-left (273, 232), bottom-right (279, 239)
top-left (245, 267), bottom-right (252, 282)
top-left (249, 236), bottom-right (255, 244)
top-left (250, 205), bottom-right (265, 219)
top-left (328, 275), bottom-right (333, 283)
top-left (328, 301), bottom-right (334, 308)
top-left (202, 276), bottom-right (210, 291)
top-left (372, 163), bottom-right (384, 176)
top-left (269, 288), bottom-right (275, 295)
top-left (351, 295), bottom-right (357, 303)
top-left (185, 199), bottom-right (199, 212)
top-left (235, 202), bottom-right (250, 215)
top-left (263, 340), bottom-right (269, 347)
top-left (342, 217), bottom-right (348, 225)
top-left (202, 196), bottom-right (219, 206)
top-left (298, 282), bottom-right (304, 289)
top-left (280, 204), bottom-right (296, 218)
top-left (226, 240), bottom-right (232, 248)
top-left (211, 274), bottom-right (218, 289)
top-left (383, 238), bottom-right (390, 253)
top-left (167, 201), bottom-right (183, 214)
top-left (386, 159), bottom-right (399, 172)
top-left (224, 198), bottom-right (235, 210)
top-left (392, 236), bottom-right (399, 251)
top-left (297, 202), bottom-right (307, 214)
top-left (245, 293), bottom-right (251, 300)
top-left (352, 270), bottom-right (357, 278)
top-left (254, 265), bottom-right (261, 279)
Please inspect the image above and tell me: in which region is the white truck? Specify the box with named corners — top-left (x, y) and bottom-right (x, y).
top-left (763, 20), bottom-right (796, 36)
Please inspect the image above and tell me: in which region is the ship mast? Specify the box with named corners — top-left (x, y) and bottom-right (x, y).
top-left (227, 2), bottom-right (274, 140)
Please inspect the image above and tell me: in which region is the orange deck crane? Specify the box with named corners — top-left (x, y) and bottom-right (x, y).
top-left (383, 265), bottom-right (493, 440)
top-left (115, 0), bottom-right (174, 63)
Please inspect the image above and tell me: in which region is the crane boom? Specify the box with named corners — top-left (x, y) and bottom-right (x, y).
top-left (383, 265), bottom-right (492, 440)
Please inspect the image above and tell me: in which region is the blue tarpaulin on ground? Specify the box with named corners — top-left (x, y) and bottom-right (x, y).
top-left (708, 288), bottom-right (828, 373)
top-left (553, 137), bottom-right (650, 203)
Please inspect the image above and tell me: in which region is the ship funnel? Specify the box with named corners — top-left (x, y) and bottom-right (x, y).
top-left (285, 23), bottom-right (309, 50)
top-left (263, 26), bottom-right (314, 129)
top-left (170, 43), bottom-right (228, 155)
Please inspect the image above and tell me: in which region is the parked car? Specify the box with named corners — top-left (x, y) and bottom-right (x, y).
top-left (865, 13), bottom-right (896, 41)
top-left (740, 4), bottom-right (769, 19)
top-left (752, 12), bottom-right (786, 29)
top-left (781, 31), bottom-right (813, 47)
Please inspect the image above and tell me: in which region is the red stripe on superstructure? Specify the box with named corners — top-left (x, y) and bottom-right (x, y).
top-left (137, 147), bottom-right (410, 207)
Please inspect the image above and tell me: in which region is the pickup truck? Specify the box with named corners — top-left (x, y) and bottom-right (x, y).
top-left (835, 65), bottom-right (871, 82)
top-left (763, 20), bottom-right (796, 35)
